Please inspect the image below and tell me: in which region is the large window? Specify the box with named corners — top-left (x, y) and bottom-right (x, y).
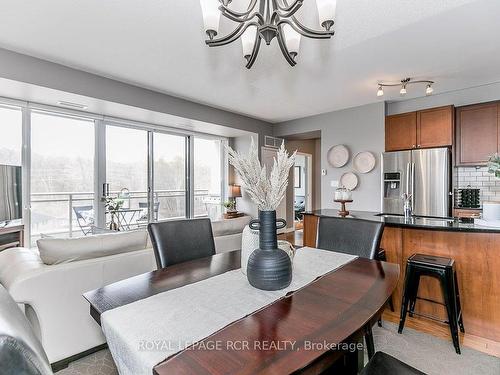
top-left (0, 106), bottom-right (22, 166)
top-left (30, 112), bottom-right (95, 241)
top-left (194, 137), bottom-right (226, 220)
top-left (0, 100), bottom-right (229, 245)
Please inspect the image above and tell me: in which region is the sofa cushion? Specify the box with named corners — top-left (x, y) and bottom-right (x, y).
top-left (37, 230), bottom-right (149, 265)
top-left (211, 216), bottom-right (251, 237)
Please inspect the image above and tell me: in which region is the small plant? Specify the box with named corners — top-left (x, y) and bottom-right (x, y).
top-left (103, 196), bottom-right (124, 213)
top-left (223, 200), bottom-right (236, 211)
top-left (487, 153), bottom-right (500, 178)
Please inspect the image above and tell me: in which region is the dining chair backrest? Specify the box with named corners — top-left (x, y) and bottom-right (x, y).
top-left (0, 285), bottom-right (53, 375)
top-left (316, 216), bottom-right (385, 260)
top-left (147, 218), bottom-right (216, 269)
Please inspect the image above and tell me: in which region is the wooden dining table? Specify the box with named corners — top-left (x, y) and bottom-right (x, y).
top-left (84, 250), bottom-right (399, 374)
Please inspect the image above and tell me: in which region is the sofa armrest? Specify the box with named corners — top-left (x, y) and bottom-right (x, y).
top-left (0, 248), bottom-right (46, 295)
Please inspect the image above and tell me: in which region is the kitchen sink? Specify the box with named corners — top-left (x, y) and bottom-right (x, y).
top-left (376, 213), bottom-right (404, 218)
top-left (376, 213), bottom-right (455, 224)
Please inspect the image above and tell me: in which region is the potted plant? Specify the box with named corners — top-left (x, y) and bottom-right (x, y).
top-left (103, 196), bottom-right (124, 230)
top-left (487, 153), bottom-right (500, 178)
top-left (227, 139), bottom-right (296, 290)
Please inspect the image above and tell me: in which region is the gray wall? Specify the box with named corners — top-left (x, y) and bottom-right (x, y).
top-left (228, 135), bottom-right (259, 219)
top-left (0, 48), bottom-right (272, 143)
top-left (387, 81), bottom-right (500, 115)
top-left (275, 102), bottom-right (385, 212)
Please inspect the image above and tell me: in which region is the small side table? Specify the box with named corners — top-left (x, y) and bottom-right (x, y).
top-left (223, 212), bottom-right (244, 219)
top-left (0, 219), bottom-right (24, 251)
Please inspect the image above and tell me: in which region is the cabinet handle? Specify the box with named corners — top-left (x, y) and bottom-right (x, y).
top-left (417, 144), bottom-right (421, 148)
top-left (412, 144), bottom-right (416, 148)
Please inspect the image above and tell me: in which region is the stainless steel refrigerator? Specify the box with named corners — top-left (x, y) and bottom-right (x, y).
top-left (382, 148), bottom-right (451, 217)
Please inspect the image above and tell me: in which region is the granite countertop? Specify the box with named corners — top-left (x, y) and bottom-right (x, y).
top-left (304, 209), bottom-right (500, 233)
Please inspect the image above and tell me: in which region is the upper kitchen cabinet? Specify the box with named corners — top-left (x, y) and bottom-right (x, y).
top-left (385, 106), bottom-right (454, 151)
top-left (385, 112), bottom-right (417, 151)
top-left (456, 102), bottom-right (499, 166)
top-left (417, 106), bottom-right (454, 148)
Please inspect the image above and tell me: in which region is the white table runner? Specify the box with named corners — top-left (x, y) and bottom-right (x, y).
top-left (101, 247), bottom-right (356, 375)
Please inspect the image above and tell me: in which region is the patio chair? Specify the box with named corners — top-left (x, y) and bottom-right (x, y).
top-left (73, 205), bottom-right (94, 236)
top-left (137, 202), bottom-right (160, 224)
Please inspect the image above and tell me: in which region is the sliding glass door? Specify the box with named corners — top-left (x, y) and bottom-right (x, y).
top-left (194, 137), bottom-right (226, 220)
top-left (105, 125), bottom-right (149, 230)
top-left (30, 111), bottom-right (95, 242)
top-left (153, 132), bottom-right (187, 220)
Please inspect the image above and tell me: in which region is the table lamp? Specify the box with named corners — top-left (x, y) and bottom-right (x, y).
top-left (228, 184), bottom-right (242, 212)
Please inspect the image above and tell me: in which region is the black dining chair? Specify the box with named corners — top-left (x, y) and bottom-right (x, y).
top-left (316, 216), bottom-right (385, 360)
top-left (0, 285), bottom-right (53, 375)
top-left (147, 218), bottom-right (216, 269)
top-left (360, 351), bottom-right (426, 375)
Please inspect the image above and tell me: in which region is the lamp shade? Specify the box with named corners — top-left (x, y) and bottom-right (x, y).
top-left (283, 24), bottom-right (301, 56)
top-left (228, 184), bottom-right (242, 198)
top-left (315, 0), bottom-right (337, 28)
top-left (241, 25), bottom-right (257, 58)
top-left (200, 0), bottom-right (221, 36)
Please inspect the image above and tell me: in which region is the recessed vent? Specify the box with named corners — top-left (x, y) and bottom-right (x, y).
top-left (57, 101), bottom-right (88, 110)
top-left (264, 136), bottom-right (285, 149)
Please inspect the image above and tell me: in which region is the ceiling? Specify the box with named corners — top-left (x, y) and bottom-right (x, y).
top-left (0, 0), bottom-right (499, 123)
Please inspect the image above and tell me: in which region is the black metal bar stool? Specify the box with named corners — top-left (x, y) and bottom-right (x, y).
top-left (398, 254), bottom-right (465, 354)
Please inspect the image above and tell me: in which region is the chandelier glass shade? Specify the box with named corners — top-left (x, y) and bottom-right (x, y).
top-left (199, 0), bottom-right (337, 68)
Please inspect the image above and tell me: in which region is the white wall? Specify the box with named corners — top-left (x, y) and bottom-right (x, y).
top-left (387, 81), bottom-right (500, 115)
top-left (294, 155), bottom-right (306, 197)
top-left (274, 102), bottom-right (385, 212)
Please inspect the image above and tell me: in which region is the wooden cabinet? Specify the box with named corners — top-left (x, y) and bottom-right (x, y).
top-left (385, 106), bottom-right (453, 151)
top-left (417, 106), bottom-right (454, 148)
top-left (456, 102), bottom-right (499, 166)
top-left (385, 112), bottom-right (417, 151)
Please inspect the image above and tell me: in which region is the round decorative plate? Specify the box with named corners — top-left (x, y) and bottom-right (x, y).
top-left (327, 145), bottom-right (349, 168)
top-left (353, 151), bottom-right (376, 174)
top-left (340, 172), bottom-right (359, 190)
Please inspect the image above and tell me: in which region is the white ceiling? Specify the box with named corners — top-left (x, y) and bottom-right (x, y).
top-left (0, 0), bottom-right (499, 123)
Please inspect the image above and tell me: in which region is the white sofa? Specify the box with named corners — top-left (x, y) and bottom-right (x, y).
top-left (0, 216), bottom-right (250, 365)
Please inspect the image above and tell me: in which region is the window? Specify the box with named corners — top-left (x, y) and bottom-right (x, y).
top-left (153, 132), bottom-right (187, 220)
top-left (194, 137), bottom-right (226, 220)
top-left (0, 106), bottom-right (22, 166)
top-left (0, 97), bottom-right (230, 244)
top-left (30, 112), bottom-right (95, 242)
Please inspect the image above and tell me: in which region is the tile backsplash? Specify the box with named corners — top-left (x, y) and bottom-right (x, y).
top-left (455, 166), bottom-right (500, 203)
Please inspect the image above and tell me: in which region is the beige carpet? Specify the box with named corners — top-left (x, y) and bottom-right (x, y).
top-left (56, 322), bottom-right (499, 374)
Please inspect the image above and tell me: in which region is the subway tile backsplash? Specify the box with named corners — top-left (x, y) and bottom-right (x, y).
top-left (455, 166), bottom-right (500, 203)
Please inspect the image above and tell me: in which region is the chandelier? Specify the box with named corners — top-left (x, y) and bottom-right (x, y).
top-left (199, 0), bottom-right (337, 68)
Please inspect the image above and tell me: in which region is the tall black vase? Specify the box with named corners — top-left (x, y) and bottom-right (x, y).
top-left (247, 210), bottom-right (292, 291)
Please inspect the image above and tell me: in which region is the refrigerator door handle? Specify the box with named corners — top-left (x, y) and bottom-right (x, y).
top-left (411, 162), bottom-right (415, 211)
top-left (406, 162), bottom-right (411, 197)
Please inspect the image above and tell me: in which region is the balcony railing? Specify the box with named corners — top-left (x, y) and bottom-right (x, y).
top-left (30, 189), bottom-right (222, 242)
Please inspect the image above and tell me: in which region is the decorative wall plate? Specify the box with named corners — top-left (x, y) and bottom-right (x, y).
top-left (340, 172), bottom-right (359, 190)
top-left (327, 145), bottom-right (349, 168)
top-left (353, 151), bottom-right (376, 174)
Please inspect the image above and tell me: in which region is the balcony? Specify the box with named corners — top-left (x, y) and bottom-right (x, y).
top-left (30, 190), bottom-right (222, 244)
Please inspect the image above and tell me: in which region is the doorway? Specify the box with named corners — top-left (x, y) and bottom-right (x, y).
top-left (293, 152), bottom-right (312, 231)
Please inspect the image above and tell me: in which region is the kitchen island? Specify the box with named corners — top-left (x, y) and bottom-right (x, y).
top-left (303, 210), bottom-right (500, 357)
